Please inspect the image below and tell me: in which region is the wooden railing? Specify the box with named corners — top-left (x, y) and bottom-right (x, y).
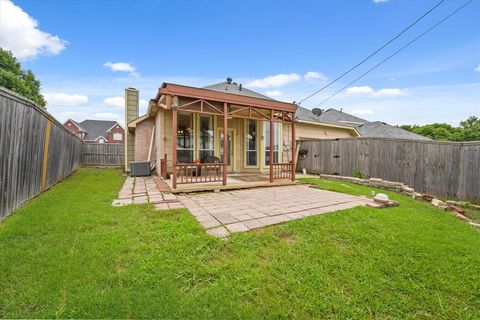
top-left (272, 163), bottom-right (293, 179)
top-left (174, 163), bottom-right (225, 184)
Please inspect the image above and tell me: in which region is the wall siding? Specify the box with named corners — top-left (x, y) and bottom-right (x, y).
top-left (297, 138), bottom-right (480, 201)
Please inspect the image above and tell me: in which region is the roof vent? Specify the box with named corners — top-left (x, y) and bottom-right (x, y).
top-left (239, 84), bottom-right (242, 91)
top-left (312, 108), bottom-right (323, 117)
top-left (226, 77), bottom-right (232, 84)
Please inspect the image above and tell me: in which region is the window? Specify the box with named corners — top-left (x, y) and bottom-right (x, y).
top-left (113, 133), bottom-right (122, 141)
top-left (98, 138), bottom-right (105, 144)
top-left (198, 115), bottom-right (214, 162)
top-left (245, 120), bottom-right (257, 166)
top-left (177, 112), bottom-right (194, 162)
top-left (264, 121), bottom-right (280, 165)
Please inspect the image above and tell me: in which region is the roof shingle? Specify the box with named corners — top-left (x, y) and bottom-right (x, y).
top-left (296, 107), bottom-right (430, 140)
top-left (79, 120), bottom-right (118, 141)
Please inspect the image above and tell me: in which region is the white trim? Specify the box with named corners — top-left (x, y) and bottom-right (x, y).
top-left (127, 114), bottom-right (149, 129)
top-left (84, 135), bottom-right (109, 143)
top-left (106, 121), bottom-right (124, 133)
top-left (244, 119), bottom-right (259, 168)
top-left (63, 119), bottom-right (85, 132)
top-left (296, 119), bottom-right (360, 136)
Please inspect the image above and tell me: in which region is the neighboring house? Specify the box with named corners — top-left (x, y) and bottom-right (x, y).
top-left (124, 78), bottom-right (427, 189)
top-left (64, 119), bottom-right (125, 144)
top-left (296, 107), bottom-right (430, 140)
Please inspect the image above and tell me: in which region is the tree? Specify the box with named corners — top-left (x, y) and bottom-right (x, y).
top-left (0, 48), bottom-right (46, 108)
top-left (457, 116), bottom-right (480, 141)
top-left (399, 117), bottom-right (480, 142)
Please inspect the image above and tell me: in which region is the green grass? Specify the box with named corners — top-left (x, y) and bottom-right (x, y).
top-left (1, 169), bottom-right (479, 319)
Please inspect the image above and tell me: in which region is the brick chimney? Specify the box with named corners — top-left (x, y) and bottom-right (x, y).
top-left (124, 88), bottom-right (139, 172)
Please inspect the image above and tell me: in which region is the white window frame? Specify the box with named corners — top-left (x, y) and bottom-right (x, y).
top-left (197, 114), bottom-right (215, 162)
top-left (244, 119), bottom-right (259, 168)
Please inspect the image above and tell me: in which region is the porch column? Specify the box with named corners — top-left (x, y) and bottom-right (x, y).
top-left (269, 109), bottom-right (274, 183)
top-left (223, 102), bottom-right (227, 186)
top-left (172, 107), bottom-right (177, 189)
top-left (291, 113), bottom-right (296, 181)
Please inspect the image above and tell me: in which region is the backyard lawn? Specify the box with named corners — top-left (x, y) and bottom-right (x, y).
top-left (1, 168), bottom-right (479, 319)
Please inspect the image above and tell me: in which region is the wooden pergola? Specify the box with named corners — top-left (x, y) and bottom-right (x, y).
top-left (155, 83), bottom-right (298, 189)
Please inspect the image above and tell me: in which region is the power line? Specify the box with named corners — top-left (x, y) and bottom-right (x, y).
top-left (313, 0), bottom-right (474, 107)
top-left (298, 0), bottom-right (446, 105)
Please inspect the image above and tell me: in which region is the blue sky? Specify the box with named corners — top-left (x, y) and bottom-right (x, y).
top-left (1, 0), bottom-right (479, 126)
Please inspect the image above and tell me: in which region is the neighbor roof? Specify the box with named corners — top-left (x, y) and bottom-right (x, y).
top-left (79, 119), bottom-right (119, 141)
top-left (297, 107), bottom-right (430, 140)
top-left (66, 119), bottom-right (87, 132)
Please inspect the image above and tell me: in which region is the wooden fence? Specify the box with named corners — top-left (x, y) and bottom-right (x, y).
top-left (0, 87), bottom-right (83, 220)
top-left (82, 143), bottom-right (124, 166)
top-left (297, 138), bottom-right (480, 201)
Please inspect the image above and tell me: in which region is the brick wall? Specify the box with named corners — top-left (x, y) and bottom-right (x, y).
top-left (135, 117), bottom-right (155, 162)
top-left (106, 124), bottom-right (125, 144)
top-left (64, 120), bottom-right (84, 139)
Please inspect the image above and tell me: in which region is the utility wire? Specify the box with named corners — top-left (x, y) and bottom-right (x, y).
top-left (313, 0), bottom-right (474, 107)
top-left (298, 0), bottom-right (446, 105)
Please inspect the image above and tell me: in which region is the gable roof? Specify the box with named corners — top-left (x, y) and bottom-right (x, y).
top-left (156, 82), bottom-right (297, 113)
top-left (297, 107), bottom-right (430, 140)
top-left (64, 119), bottom-right (87, 132)
top-left (78, 119), bottom-right (120, 141)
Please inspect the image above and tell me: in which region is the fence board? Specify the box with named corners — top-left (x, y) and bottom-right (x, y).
top-left (0, 87), bottom-right (83, 220)
top-left (297, 138), bottom-right (480, 201)
top-left (81, 143), bottom-right (124, 166)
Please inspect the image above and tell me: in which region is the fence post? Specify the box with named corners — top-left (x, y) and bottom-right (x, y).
top-left (41, 119), bottom-right (52, 191)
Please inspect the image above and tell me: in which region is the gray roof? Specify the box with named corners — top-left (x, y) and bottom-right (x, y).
top-left (356, 121), bottom-right (430, 140)
top-left (79, 119), bottom-right (118, 140)
top-left (203, 81), bottom-right (276, 101)
top-left (297, 107), bottom-right (430, 140)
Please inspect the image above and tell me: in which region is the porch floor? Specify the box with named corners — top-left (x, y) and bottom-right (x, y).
top-left (165, 174), bottom-right (296, 193)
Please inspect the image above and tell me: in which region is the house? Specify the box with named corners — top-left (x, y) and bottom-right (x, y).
top-left (124, 78), bottom-right (426, 190)
top-left (64, 119), bottom-right (125, 144)
top-left (296, 107), bottom-right (430, 140)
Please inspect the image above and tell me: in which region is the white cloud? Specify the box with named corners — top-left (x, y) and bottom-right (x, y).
top-left (265, 90), bottom-right (283, 97)
top-left (373, 0), bottom-right (388, 3)
top-left (475, 64), bottom-right (480, 72)
top-left (304, 71), bottom-right (327, 81)
top-left (103, 61), bottom-right (137, 76)
top-left (103, 96), bottom-right (148, 111)
top-left (94, 112), bottom-right (121, 119)
top-left (44, 93), bottom-right (88, 107)
top-left (374, 88), bottom-right (406, 97)
top-left (246, 73), bottom-right (301, 88)
top-left (346, 86), bottom-right (375, 95)
top-left (0, 0), bottom-right (67, 60)
top-left (350, 109), bottom-right (375, 115)
top-left (346, 86), bottom-right (406, 97)
top-left (103, 96), bottom-right (124, 108)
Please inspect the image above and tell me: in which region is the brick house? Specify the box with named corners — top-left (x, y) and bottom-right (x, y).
top-left (63, 119), bottom-right (125, 144)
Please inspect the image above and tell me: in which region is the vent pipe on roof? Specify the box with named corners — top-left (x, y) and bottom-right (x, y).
top-left (226, 77), bottom-right (232, 84)
top-left (239, 84), bottom-right (242, 91)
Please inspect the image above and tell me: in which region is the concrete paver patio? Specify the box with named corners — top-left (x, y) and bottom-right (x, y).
top-left (113, 177), bottom-right (372, 237)
top-left (177, 185), bottom-right (372, 237)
